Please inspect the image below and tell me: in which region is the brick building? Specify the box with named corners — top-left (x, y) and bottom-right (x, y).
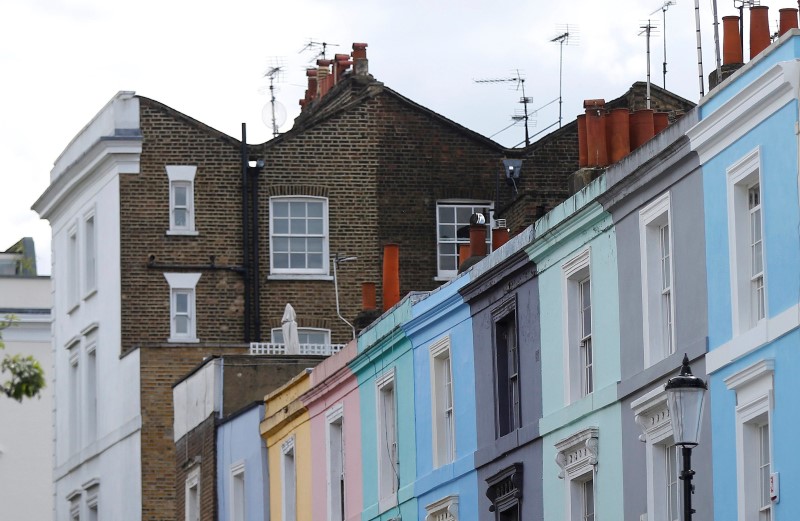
top-left (34, 42), bottom-right (693, 521)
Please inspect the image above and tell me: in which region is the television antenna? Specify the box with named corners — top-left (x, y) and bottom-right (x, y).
top-left (474, 70), bottom-right (532, 146)
top-left (550, 25), bottom-right (579, 128)
top-left (650, 1), bottom-right (676, 87)
top-left (733, 1), bottom-right (760, 59)
top-left (299, 39), bottom-right (340, 62)
top-left (262, 58), bottom-right (287, 137)
top-left (639, 19), bottom-right (659, 109)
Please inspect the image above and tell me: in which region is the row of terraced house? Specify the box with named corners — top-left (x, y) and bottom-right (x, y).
top-left (30, 9), bottom-right (800, 521)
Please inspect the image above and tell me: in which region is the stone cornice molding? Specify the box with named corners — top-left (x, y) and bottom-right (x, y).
top-left (555, 427), bottom-right (599, 479)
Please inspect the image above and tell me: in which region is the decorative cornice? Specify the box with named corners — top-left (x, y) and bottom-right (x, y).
top-left (555, 427), bottom-right (599, 479)
top-left (485, 462), bottom-right (523, 513)
top-left (425, 495), bottom-right (459, 521)
top-left (724, 358), bottom-right (774, 391)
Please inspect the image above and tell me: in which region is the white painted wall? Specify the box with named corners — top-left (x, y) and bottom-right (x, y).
top-left (35, 92), bottom-right (144, 521)
top-left (173, 358), bottom-right (222, 441)
top-left (0, 275), bottom-right (53, 521)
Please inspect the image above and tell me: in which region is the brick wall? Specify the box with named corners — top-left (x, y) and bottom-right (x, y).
top-left (174, 415), bottom-right (216, 521)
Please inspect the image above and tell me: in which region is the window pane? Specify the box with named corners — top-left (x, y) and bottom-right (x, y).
top-left (456, 206), bottom-right (472, 224)
top-left (273, 237), bottom-right (288, 252)
top-left (273, 202), bottom-right (289, 217)
top-left (174, 186), bottom-right (187, 206)
top-left (308, 253), bottom-right (323, 269)
top-left (175, 293), bottom-right (188, 313)
top-left (439, 224), bottom-right (456, 240)
top-left (290, 218), bottom-right (307, 234)
top-left (308, 218), bottom-right (323, 235)
top-left (273, 218), bottom-right (289, 234)
top-left (438, 206), bottom-right (455, 223)
top-left (174, 208), bottom-right (187, 227)
top-left (307, 238), bottom-right (323, 253)
top-left (273, 253), bottom-right (289, 268)
top-left (290, 237), bottom-right (306, 253)
top-left (307, 202), bottom-right (323, 218)
top-left (290, 253), bottom-right (305, 268)
top-left (290, 201), bottom-right (306, 217)
top-left (176, 315), bottom-right (189, 335)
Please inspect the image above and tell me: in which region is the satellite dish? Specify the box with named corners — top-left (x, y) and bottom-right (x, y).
top-left (262, 101), bottom-right (287, 136)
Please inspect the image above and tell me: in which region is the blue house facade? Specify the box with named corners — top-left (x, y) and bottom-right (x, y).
top-left (403, 274), bottom-right (478, 521)
top-left (217, 403), bottom-right (269, 521)
top-left (688, 29), bottom-right (800, 521)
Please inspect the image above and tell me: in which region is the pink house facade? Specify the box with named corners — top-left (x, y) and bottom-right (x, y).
top-left (301, 340), bottom-right (363, 521)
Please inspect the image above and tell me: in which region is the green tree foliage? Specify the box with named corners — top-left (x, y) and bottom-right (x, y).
top-left (1, 316), bottom-right (45, 402)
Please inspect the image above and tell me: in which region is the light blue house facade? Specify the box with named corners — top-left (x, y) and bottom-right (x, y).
top-left (403, 274), bottom-right (478, 521)
top-left (688, 29), bottom-right (800, 521)
top-left (527, 177), bottom-right (624, 521)
top-left (217, 403), bottom-right (269, 521)
top-left (351, 294), bottom-right (423, 521)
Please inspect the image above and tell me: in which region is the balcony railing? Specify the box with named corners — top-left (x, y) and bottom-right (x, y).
top-left (248, 342), bottom-right (346, 356)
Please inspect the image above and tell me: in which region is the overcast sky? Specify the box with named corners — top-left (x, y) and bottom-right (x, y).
top-left (1, 0), bottom-right (792, 274)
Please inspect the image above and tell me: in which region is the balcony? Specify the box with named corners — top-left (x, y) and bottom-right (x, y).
top-left (248, 342), bottom-right (346, 356)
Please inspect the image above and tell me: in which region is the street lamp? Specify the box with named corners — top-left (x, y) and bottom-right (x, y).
top-left (665, 354), bottom-right (708, 521)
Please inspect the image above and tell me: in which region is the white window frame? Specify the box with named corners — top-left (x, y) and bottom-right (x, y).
top-left (727, 148), bottom-right (767, 335)
top-left (425, 495), bottom-right (459, 521)
top-left (376, 369), bottom-right (398, 511)
top-left (68, 343), bottom-right (81, 456)
top-left (230, 462), bottom-right (246, 521)
top-left (67, 490), bottom-right (82, 521)
top-left (326, 404), bottom-right (346, 521)
top-left (281, 436), bottom-right (297, 521)
top-left (632, 386), bottom-right (681, 521)
top-left (269, 196), bottom-right (329, 276)
top-left (67, 224), bottom-right (80, 310)
top-left (724, 359), bottom-right (774, 521)
top-left (270, 327), bottom-right (331, 347)
top-left (430, 336), bottom-right (455, 467)
top-left (640, 192), bottom-right (676, 366)
top-left (166, 165), bottom-right (198, 235)
top-left (435, 200), bottom-right (494, 279)
top-left (83, 210), bottom-right (97, 297)
top-left (164, 273), bottom-right (201, 343)
top-left (555, 427), bottom-right (599, 521)
top-left (84, 480), bottom-right (99, 521)
top-left (562, 249), bottom-right (593, 403)
top-left (185, 466), bottom-right (201, 521)
top-left (84, 334), bottom-right (97, 445)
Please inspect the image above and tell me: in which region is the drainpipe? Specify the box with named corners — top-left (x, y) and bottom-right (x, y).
top-left (241, 124), bottom-right (250, 343)
top-left (250, 158), bottom-right (262, 342)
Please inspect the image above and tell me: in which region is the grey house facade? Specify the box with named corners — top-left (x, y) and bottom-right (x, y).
top-left (460, 228), bottom-right (542, 521)
top-left (598, 110), bottom-right (714, 521)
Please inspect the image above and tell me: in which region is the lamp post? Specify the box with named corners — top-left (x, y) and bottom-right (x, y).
top-left (665, 354), bottom-right (708, 521)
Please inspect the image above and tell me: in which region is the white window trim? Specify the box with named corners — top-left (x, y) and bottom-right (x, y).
top-left (166, 165), bottom-right (198, 235)
top-left (425, 495), bottom-right (459, 521)
top-left (725, 359), bottom-right (774, 521)
top-left (435, 199), bottom-right (494, 279)
top-left (632, 386), bottom-right (680, 521)
top-left (230, 461), bottom-right (246, 521)
top-left (164, 273), bottom-right (201, 343)
top-left (325, 403), bottom-right (345, 521)
top-left (269, 196), bottom-right (329, 276)
top-left (67, 223), bottom-right (80, 312)
top-left (83, 209), bottom-right (98, 298)
top-left (84, 335), bottom-right (98, 446)
top-left (68, 344), bottom-right (81, 456)
top-left (281, 436), bottom-right (297, 521)
top-left (727, 148), bottom-right (767, 336)
top-left (639, 192), bottom-right (676, 367)
top-left (555, 427), bottom-right (599, 521)
top-left (430, 335), bottom-right (455, 468)
top-left (185, 466), bottom-right (201, 521)
top-left (562, 248), bottom-right (592, 404)
top-left (376, 368), bottom-right (398, 512)
top-left (270, 327), bottom-right (331, 346)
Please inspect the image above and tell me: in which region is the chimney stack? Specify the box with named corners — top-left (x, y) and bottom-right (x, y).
top-left (492, 219), bottom-right (510, 251)
top-left (605, 108), bottom-right (631, 164)
top-left (723, 16), bottom-right (743, 64)
top-left (468, 216), bottom-right (487, 258)
top-left (780, 8), bottom-right (799, 36)
top-left (750, 6), bottom-right (771, 59)
top-left (334, 53), bottom-right (352, 84)
top-left (352, 43), bottom-right (369, 76)
top-left (382, 244), bottom-right (400, 311)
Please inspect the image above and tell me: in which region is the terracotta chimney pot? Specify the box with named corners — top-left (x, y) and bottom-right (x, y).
top-left (723, 16), bottom-right (743, 64)
top-left (469, 221), bottom-right (487, 258)
top-left (491, 221), bottom-right (510, 251)
top-left (361, 282), bottom-right (376, 311)
top-left (780, 8), bottom-right (798, 36)
top-left (653, 112), bottom-right (670, 134)
top-left (382, 244), bottom-right (400, 311)
top-left (630, 109), bottom-right (655, 149)
top-left (605, 108), bottom-right (631, 164)
top-left (352, 42), bottom-right (369, 76)
top-left (458, 244), bottom-right (470, 268)
top-left (577, 114), bottom-right (588, 168)
top-left (584, 104), bottom-right (608, 167)
top-left (750, 6), bottom-right (771, 59)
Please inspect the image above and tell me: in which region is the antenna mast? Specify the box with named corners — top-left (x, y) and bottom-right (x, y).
top-left (475, 71), bottom-right (531, 146)
top-left (694, 0), bottom-right (706, 97)
top-left (550, 25), bottom-right (578, 128)
top-left (640, 20), bottom-right (658, 109)
top-left (263, 58), bottom-right (286, 138)
top-left (299, 39), bottom-right (340, 62)
top-left (651, 1), bottom-right (676, 87)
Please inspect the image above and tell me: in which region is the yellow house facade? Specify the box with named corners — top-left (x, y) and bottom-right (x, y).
top-left (261, 368), bottom-right (313, 521)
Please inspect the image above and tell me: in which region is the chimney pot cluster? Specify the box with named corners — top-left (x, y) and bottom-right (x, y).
top-left (299, 42), bottom-right (369, 109)
top-left (577, 101), bottom-right (668, 169)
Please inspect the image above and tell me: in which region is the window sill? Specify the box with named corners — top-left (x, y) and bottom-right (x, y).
top-left (433, 276), bottom-right (455, 282)
top-left (268, 274), bottom-right (333, 281)
top-left (168, 337), bottom-right (200, 344)
top-left (378, 493), bottom-right (398, 514)
top-left (82, 288), bottom-right (98, 302)
top-left (67, 301), bottom-right (80, 315)
top-left (166, 230), bottom-right (199, 236)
